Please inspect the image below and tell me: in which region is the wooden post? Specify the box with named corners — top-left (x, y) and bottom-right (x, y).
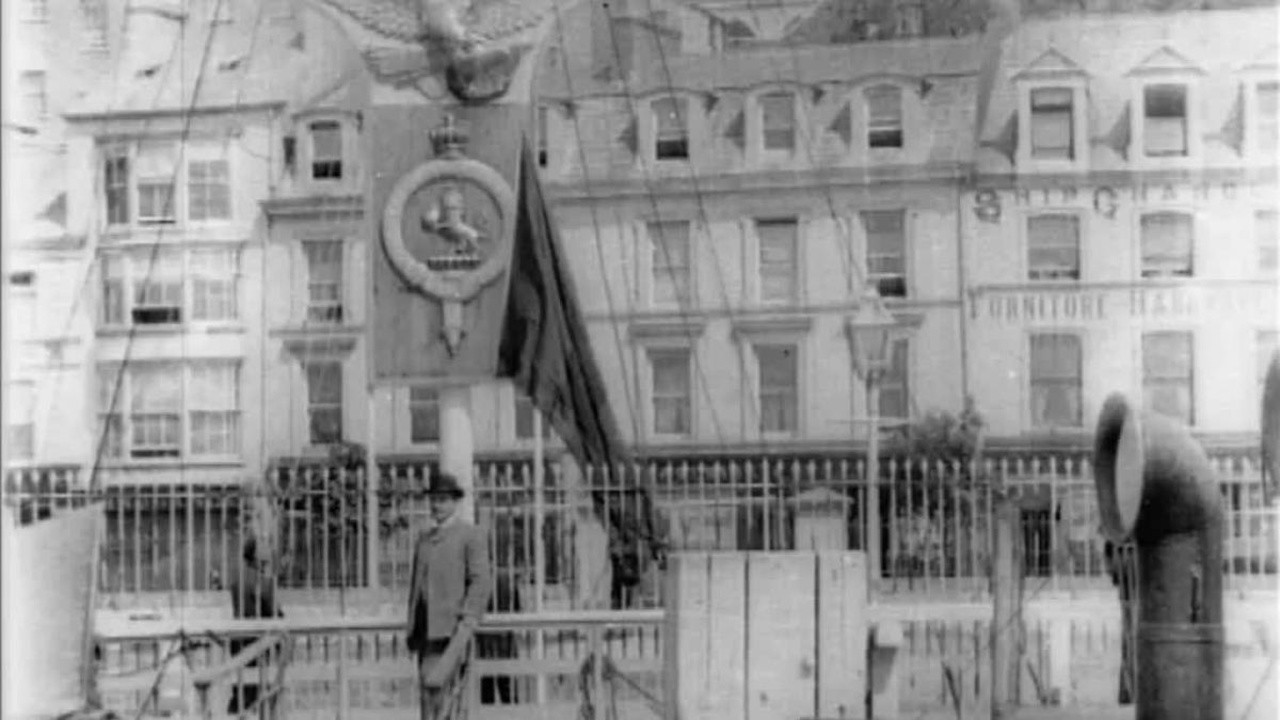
top-left (365, 388), bottom-right (380, 589)
top-left (867, 376), bottom-right (882, 584)
top-left (990, 500), bottom-right (1021, 719)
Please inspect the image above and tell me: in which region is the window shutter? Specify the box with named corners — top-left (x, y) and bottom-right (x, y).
top-left (618, 114), bottom-right (638, 157)
top-left (724, 108), bottom-right (746, 150)
top-left (829, 103), bottom-right (852, 145)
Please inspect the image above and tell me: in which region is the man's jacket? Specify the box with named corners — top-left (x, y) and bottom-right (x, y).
top-left (406, 521), bottom-right (493, 651)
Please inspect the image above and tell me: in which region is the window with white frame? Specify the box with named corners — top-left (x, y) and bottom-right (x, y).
top-left (20, 72), bottom-right (47, 122)
top-left (101, 141), bottom-right (232, 227)
top-left (515, 393), bottom-right (554, 440)
top-left (1259, 331), bottom-right (1278, 398)
top-left (305, 361), bottom-right (343, 445)
top-left (865, 85), bottom-right (903, 149)
top-left (1028, 87), bottom-right (1074, 160)
top-left (7, 381), bottom-right (36, 461)
top-left (756, 218), bottom-right (798, 304)
top-left (189, 249), bottom-right (239, 321)
top-left (649, 220), bottom-right (691, 307)
top-left (101, 248), bottom-right (240, 327)
top-left (1140, 212), bottom-right (1194, 278)
top-left (187, 157), bottom-right (231, 221)
top-left (653, 96), bottom-right (689, 160)
top-left (649, 348), bottom-right (691, 437)
top-left (136, 142), bottom-right (179, 224)
top-left (1027, 214), bottom-right (1080, 280)
top-left (861, 209), bottom-right (907, 298)
top-left (104, 151), bottom-right (130, 225)
top-left (1142, 332), bottom-right (1194, 426)
top-left (309, 120), bottom-right (343, 180)
top-left (303, 240), bottom-right (344, 324)
top-left (1029, 333), bottom-right (1082, 427)
top-left (96, 361), bottom-right (241, 460)
top-left (1143, 84), bottom-right (1189, 157)
top-left (759, 92), bottom-right (796, 152)
top-left (878, 339), bottom-right (910, 422)
top-left (409, 386), bottom-right (440, 444)
top-left (755, 344), bottom-right (798, 434)
top-left (1257, 209), bottom-right (1277, 277)
top-left (1256, 81), bottom-right (1278, 158)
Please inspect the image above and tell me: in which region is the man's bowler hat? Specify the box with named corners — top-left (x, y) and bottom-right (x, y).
top-left (428, 473), bottom-right (466, 498)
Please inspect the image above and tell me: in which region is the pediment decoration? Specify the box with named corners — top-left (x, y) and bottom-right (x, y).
top-left (1012, 47), bottom-right (1087, 81)
top-left (1126, 46), bottom-right (1205, 76)
top-left (731, 315), bottom-right (814, 341)
top-left (628, 317), bottom-right (708, 343)
top-left (1241, 43), bottom-right (1279, 73)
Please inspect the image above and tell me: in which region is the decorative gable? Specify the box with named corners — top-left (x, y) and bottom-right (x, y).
top-left (1012, 47), bottom-right (1087, 81)
top-left (1126, 46), bottom-right (1205, 77)
top-left (1241, 43), bottom-right (1278, 73)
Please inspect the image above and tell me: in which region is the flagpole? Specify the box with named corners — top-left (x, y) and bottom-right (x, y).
top-left (532, 410), bottom-right (547, 705)
top-left (533, 411), bottom-right (546, 612)
top-left (365, 387), bottom-right (379, 591)
top-left (440, 386), bottom-right (475, 522)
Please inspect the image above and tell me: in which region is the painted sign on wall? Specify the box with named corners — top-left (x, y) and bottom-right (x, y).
top-left (972, 179), bottom-right (1269, 223)
top-left (969, 283), bottom-right (1277, 324)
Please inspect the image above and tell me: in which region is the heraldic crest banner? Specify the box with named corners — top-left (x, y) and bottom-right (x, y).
top-left (314, 0), bottom-right (571, 385)
top-left (370, 106), bottom-right (524, 385)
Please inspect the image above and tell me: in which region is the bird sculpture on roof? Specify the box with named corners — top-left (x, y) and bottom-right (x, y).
top-left (318, 0), bottom-right (560, 102)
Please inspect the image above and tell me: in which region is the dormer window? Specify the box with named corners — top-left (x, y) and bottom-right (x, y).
top-left (1013, 48), bottom-right (1088, 170)
top-left (760, 92), bottom-right (796, 152)
top-left (1029, 88), bottom-right (1074, 160)
top-left (309, 120), bottom-right (343, 180)
top-left (653, 97), bottom-right (689, 161)
top-left (865, 85), bottom-right (903, 149)
top-left (1143, 84), bottom-right (1188, 157)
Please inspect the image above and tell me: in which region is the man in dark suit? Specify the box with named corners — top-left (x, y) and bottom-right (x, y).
top-left (406, 473), bottom-right (492, 720)
top-left (227, 536), bottom-right (284, 716)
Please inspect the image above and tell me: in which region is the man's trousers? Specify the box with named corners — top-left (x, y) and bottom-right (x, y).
top-left (417, 638), bottom-right (451, 720)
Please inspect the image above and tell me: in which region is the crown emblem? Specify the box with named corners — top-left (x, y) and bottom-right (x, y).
top-left (430, 115), bottom-right (470, 159)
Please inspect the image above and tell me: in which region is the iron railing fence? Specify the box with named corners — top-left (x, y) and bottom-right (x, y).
top-left (4, 454), bottom-right (1276, 604)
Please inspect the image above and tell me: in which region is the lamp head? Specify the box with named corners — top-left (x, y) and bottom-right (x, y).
top-left (846, 289), bottom-right (899, 379)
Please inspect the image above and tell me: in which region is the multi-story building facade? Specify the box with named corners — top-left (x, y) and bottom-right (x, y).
top-left (531, 0), bottom-right (984, 456)
top-left (18, 0), bottom-right (1278, 492)
top-left (965, 6), bottom-right (1278, 450)
top-left (252, 0), bottom-right (991, 467)
top-left (60, 0), bottom-right (367, 485)
top-left (3, 0), bottom-right (121, 478)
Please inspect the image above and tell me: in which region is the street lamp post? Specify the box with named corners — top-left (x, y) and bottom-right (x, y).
top-left (845, 289), bottom-right (906, 584)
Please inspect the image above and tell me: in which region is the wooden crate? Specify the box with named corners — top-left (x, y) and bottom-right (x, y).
top-left (664, 551), bottom-right (869, 720)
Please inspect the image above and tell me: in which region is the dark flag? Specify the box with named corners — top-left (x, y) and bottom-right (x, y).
top-left (497, 138), bottom-right (664, 577)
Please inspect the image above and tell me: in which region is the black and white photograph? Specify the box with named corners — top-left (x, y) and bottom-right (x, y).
top-left (1, 1), bottom-right (1277, 719)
